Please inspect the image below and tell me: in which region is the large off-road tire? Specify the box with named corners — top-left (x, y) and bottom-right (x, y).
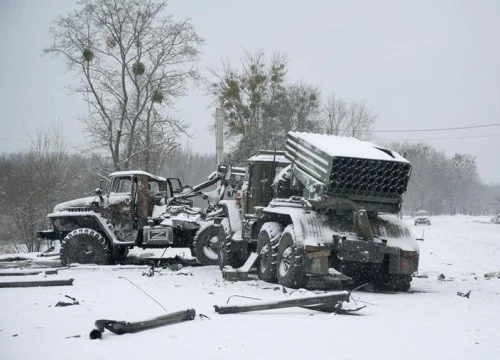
top-left (257, 222), bottom-right (283, 283)
top-left (193, 223), bottom-right (220, 266)
top-left (375, 273), bottom-right (412, 292)
top-left (277, 225), bottom-right (308, 289)
top-left (60, 228), bottom-right (111, 266)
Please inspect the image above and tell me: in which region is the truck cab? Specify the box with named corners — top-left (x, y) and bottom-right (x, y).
top-left (38, 170), bottom-right (184, 249)
top-left (240, 151), bottom-right (291, 215)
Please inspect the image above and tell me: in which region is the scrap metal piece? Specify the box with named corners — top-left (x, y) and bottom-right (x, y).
top-left (0, 269), bottom-right (58, 276)
top-left (92, 309), bottom-right (196, 337)
top-left (214, 291), bottom-right (350, 314)
top-left (55, 295), bottom-right (79, 307)
top-left (0, 279), bottom-right (74, 288)
top-left (303, 303), bottom-right (366, 314)
top-left (222, 252), bottom-right (259, 281)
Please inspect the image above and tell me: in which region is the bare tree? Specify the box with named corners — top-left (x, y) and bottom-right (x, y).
top-left (0, 126), bottom-right (71, 252)
top-left (346, 100), bottom-right (377, 140)
top-left (44, 0), bottom-right (203, 170)
top-left (322, 94), bottom-right (348, 135)
top-left (388, 141), bottom-right (492, 216)
top-left (321, 94), bottom-right (376, 140)
top-left (448, 154), bottom-right (480, 215)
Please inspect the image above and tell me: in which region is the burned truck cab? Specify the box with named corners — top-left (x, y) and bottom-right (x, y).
top-left (37, 170), bottom-right (185, 265)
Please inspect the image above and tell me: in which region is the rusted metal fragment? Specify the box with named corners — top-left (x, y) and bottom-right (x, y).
top-left (214, 291), bottom-right (350, 314)
top-left (222, 252), bottom-right (259, 281)
top-left (92, 309), bottom-right (196, 337)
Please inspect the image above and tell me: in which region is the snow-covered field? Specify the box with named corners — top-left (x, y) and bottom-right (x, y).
top-left (1, 215), bottom-right (499, 360)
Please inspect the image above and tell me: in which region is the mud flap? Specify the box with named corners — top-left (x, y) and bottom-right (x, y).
top-left (222, 252), bottom-right (259, 281)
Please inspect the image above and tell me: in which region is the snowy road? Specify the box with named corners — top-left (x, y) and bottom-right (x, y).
top-left (1, 215), bottom-right (499, 360)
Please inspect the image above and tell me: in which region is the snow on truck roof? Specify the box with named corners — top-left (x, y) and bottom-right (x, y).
top-left (109, 170), bottom-right (166, 181)
top-left (247, 151), bottom-right (290, 164)
top-left (288, 132), bottom-right (409, 162)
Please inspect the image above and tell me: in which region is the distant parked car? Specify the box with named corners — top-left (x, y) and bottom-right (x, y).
top-left (414, 210), bottom-right (431, 225)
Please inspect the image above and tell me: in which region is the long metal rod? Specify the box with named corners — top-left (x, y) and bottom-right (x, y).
top-left (119, 276), bottom-right (167, 313)
top-left (0, 279), bottom-right (73, 288)
top-left (214, 291), bottom-right (350, 314)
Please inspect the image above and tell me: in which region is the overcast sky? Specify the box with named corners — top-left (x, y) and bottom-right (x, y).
top-left (1, 0), bottom-right (499, 183)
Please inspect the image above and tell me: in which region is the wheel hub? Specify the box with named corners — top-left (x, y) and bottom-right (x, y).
top-left (74, 243), bottom-right (95, 262)
top-left (260, 243), bottom-right (270, 271)
top-left (203, 235), bottom-right (219, 260)
top-left (279, 247), bottom-right (292, 277)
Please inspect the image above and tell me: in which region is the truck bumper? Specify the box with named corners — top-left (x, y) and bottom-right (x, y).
top-left (37, 230), bottom-right (63, 241)
top-left (388, 249), bottom-right (419, 275)
top-left (304, 239), bottom-right (386, 276)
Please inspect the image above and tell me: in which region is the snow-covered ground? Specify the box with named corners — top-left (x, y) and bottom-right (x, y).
top-left (1, 215), bottom-right (499, 360)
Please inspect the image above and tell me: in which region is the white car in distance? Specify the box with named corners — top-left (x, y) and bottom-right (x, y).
top-left (414, 210), bottom-right (431, 225)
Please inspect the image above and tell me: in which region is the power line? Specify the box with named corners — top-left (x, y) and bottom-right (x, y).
top-left (371, 123), bottom-right (500, 133)
top-left (378, 133), bottom-right (500, 141)
top-left (0, 137), bottom-right (82, 145)
top-left (0, 137), bottom-right (26, 142)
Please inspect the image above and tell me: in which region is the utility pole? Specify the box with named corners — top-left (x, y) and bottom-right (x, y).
top-left (215, 108), bottom-right (224, 164)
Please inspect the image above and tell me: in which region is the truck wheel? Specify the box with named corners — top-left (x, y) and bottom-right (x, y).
top-left (257, 222), bottom-right (283, 283)
top-left (193, 224), bottom-right (220, 266)
top-left (277, 225), bottom-right (308, 289)
top-left (60, 228), bottom-right (111, 266)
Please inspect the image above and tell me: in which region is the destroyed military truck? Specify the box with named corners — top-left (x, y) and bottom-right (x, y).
top-left (217, 132), bottom-right (419, 291)
top-left (37, 169), bottom-right (233, 266)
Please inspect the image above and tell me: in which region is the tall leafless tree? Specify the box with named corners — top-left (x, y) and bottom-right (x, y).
top-left (388, 141), bottom-right (491, 215)
top-left (322, 94), bottom-right (376, 140)
top-left (322, 94), bottom-right (348, 135)
top-left (346, 100), bottom-right (377, 140)
top-left (44, 0), bottom-right (203, 171)
top-left (0, 126), bottom-right (71, 252)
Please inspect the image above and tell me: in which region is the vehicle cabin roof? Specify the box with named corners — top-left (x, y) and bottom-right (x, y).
top-left (109, 170), bottom-right (166, 182)
top-left (247, 151), bottom-right (290, 164)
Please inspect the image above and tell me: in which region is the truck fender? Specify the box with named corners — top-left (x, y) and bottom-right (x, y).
top-left (218, 200), bottom-right (243, 239)
top-left (47, 211), bottom-right (124, 245)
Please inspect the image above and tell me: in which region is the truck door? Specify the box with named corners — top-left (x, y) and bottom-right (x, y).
top-left (244, 162), bottom-right (277, 214)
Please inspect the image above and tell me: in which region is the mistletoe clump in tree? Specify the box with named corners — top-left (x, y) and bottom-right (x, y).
top-left (45, 0), bottom-right (203, 171)
top-left (208, 51), bottom-right (321, 161)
